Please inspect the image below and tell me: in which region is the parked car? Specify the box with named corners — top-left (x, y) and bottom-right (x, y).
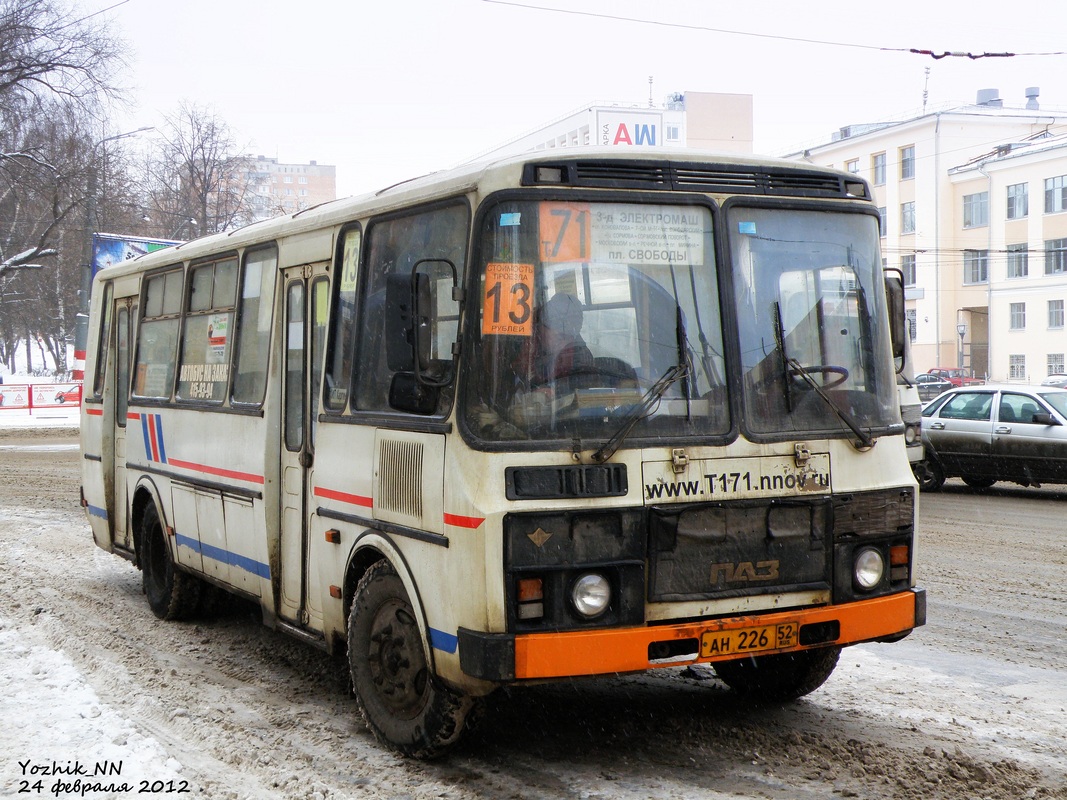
top-left (926, 367), bottom-right (983, 387)
top-left (1040, 373), bottom-right (1067, 389)
top-left (915, 384), bottom-right (1067, 491)
top-left (913, 372), bottom-right (953, 402)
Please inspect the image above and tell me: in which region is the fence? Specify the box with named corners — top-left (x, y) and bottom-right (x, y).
top-left (0, 382), bottom-right (82, 412)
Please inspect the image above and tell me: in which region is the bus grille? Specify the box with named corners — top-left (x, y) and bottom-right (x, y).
top-left (377, 439), bottom-right (424, 520)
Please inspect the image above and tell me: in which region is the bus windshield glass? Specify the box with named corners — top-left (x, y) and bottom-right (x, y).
top-left (466, 199), bottom-right (728, 443)
top-left (729, 206), bottom-right (898, 436)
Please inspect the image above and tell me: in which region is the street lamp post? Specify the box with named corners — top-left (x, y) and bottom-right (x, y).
top-left (956, 322), bottom-right (967, 372)
top-left (72, 127), bottom-right (153, 382)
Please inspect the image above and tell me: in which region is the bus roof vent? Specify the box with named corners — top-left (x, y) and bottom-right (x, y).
top-left (525, 159), bottom-right (851, 198)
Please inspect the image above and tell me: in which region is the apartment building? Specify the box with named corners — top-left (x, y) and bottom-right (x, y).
top-left (238, 156), bottom-right (337, 221)
top-left (785, 88), bottom-right (1067, 381)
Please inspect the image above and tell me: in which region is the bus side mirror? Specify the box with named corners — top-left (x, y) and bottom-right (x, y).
top-left (884, 271), bottom-right (907, 367)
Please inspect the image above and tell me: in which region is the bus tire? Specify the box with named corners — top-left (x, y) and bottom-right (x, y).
top-left (713, 645), bottom-right (841, 702)
top-left (141, 503), bottom-right (201, 621)
top-left (347, 560), bottom-right (475, 759)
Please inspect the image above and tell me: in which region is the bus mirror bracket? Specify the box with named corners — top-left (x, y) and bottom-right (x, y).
top-left (410, 258), bottom-right (458, 389)
top-left (884, 269), bottom-right (907, 371)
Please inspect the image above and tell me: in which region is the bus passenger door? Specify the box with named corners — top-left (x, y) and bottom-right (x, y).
top-left (112, 300), bottom-right (135, 550)
top-left (278, 264), bottom-right (329, 628)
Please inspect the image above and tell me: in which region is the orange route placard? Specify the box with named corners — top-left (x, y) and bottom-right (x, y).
top-left (539, 202), bottom-right (590, 263)
top-left (483, 262), bottom-right (534, 337)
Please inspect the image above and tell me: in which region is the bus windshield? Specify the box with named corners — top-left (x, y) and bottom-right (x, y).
top-left (465, 199), bottom-right (727, 443)
top-left (729, 206), bottom-right (898, 437)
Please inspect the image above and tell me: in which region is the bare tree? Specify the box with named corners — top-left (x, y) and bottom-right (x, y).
top-left (0, 0), bottom-right (127, 372)
top-left (0, 0), bottom-right (124, 111)
top-left (142, 102), bottom-right (253, 237)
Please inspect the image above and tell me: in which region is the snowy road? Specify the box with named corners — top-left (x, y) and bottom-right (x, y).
top-left (0, 428), bottom-right (1064, 800)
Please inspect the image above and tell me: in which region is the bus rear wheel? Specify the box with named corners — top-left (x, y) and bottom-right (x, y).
top-left (713, 646), bottom-right (841, 702)
top-left (140, 503), bottom-right (200, 620)
top-left (347, 560), bottom-right (476, 759)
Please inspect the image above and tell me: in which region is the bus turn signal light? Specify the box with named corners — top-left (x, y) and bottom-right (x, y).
top-left (517, 577), bottom-right (544, 620)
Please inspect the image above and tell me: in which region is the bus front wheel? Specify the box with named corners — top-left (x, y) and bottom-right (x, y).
top-left (347, 560), bottom-right (476, 759)
top-left (713, 646), bottom-right (841, 702)
top-left (140, 503), bottom-right (200, 620)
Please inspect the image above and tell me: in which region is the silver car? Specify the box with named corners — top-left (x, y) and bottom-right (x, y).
top-left (916, 384), bottom-right (1067, 491)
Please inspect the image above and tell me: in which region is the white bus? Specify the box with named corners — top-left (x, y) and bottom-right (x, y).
top-left (81, 149), bottom-right (925, 758)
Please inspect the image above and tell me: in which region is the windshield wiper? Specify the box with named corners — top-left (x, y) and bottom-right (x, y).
top-left (787, 357), bottom-right (874, 449)
top-left (591, 363), bottom-right (688, 463)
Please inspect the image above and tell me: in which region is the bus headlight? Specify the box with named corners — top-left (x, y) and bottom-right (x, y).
top-left (853, 547), bottom-right (886, 590)
top-left (571, 573), bottom-right (611, 618)
top-left (904, 424), bottom-right (919, 445)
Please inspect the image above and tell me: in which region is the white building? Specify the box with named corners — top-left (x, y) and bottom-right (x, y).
top-left (785, 88), bottom-right (1067, 380)
top-left (473, 91), bottom-right (753, 161)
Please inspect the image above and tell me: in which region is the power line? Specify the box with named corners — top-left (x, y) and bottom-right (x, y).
top-left (482, 1), bottom-right (1067, 59)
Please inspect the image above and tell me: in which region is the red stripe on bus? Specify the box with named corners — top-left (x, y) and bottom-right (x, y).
top-left (127, 412), bottom-right (141, 421)
top-left (443, 513), bottom-right (484, 529)
top-left (313, 486), bottom-right (373, 508)
top-left (167, 458), bottom-right (265, 485)
top-left (85, 407), bottom-right (104, 416)
top-left (147, 415), bottom-right (160, 462)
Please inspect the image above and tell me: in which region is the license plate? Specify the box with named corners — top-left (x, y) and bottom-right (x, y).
top-left (700, 621), bottom-right (800, 658)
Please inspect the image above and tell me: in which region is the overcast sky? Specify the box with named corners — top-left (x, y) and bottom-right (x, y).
top-left (104, 0), bottom-right (1067, 197)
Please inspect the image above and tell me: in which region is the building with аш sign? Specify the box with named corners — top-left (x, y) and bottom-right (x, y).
top-left (596, 109), bottom-right (664, 147)
top-left (91, 233), bottom-right (184, 280)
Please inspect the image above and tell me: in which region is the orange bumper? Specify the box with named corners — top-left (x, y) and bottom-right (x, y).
top-left (512, 589), bottom-right (924, 680)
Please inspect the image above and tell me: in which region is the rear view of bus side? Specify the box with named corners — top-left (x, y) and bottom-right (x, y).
top-left (81, 149), bottom-right (925, 758)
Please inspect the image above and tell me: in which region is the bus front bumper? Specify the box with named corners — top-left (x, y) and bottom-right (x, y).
top-left (458, 588), bottom-right (925, 682)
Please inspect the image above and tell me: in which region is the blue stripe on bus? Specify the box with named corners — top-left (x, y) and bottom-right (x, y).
top-left (174, 533), bottom-right (271, 579)
top-left (140, 414), bottom-right (152, 460)
top-left (154, 414), bottom-right (166, 463)
top-left (429, 627), bottom-right (458, 654)
top-left (87, 504), bottom-right (108, 520)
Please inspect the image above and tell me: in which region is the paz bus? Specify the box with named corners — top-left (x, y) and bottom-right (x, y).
top-left (81, 148), bottom-right (925, 758)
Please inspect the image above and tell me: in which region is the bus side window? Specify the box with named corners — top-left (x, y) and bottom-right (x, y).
top-left (232, 247), bottom-right (278, 405)
top-left (91, 282), bottom-right (114, 398)
top-left (323, 227), bottom-right (361, 411)
top-left (177, 258), bottom-right (238, 403)
top-left (133, 268), bottom-right (183, 399)
top-left (352, 203), bottom-right (468, 414)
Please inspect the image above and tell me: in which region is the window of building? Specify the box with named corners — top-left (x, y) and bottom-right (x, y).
top-left (905, 309), bottom-right (917, 342)
top-left (964, 249), bottom-right (989, 284)
top-left (299, 176), bottom-right (308, 184)
top-left (1009, 302), bottom-right (1026, 330)
top-left (963, 192), bottom-right (989, 228)
top-left (284, 175), bottom-right (293, 184)
top-left (872, 153), bottom-right (886, 185)
top-left (900, 201), bottom-right (915, 233)
top-left (900, 145), bottom-right (915, 180)
top-left (845, 159), bottom-right (859, 174)
top-left (1049, 353), bottom-right (1065, 374)
top-left (1007, 183), bottom-right (1028, 219)
top-left (1006, 243), bottom-right (1029, 278)
top-left (901, 253), bottom-right (916, 286)
top-left (1008, 354), bottom-right (1026, 380)
top-left (133, 268), bottom-right (183, 398)
top-left (1045, 175), bottom-right (1067, 213)
top-left (1049, 299), bottom-right (1065, 329)
top-left (666, 125), bottom-right (681, 142)
top-left (1045, 238), bottom-right (1067, 274)
top-left (877, 207), bottom-right (886, 236)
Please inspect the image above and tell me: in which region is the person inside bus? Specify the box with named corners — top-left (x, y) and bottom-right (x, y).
top-left (531, 292), bottom-right (595, 388)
